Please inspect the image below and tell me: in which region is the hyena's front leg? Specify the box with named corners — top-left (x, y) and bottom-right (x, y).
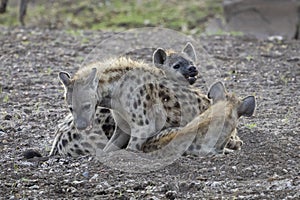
top-left (103, 111), bottom-right (131, 152)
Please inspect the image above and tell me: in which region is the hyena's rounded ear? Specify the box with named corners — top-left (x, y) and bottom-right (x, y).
top-left (153, 48), bottom-right (167, 66)
top-left (183, 42), bottom-right (196, 62)
top-left (207, 81), bottom-right (226, 103)
top-left (58, 71), bottom-right (71, 87)
top-left (87, 68), bottom-right (98, 89)
top-left (238, 96), bottom-right (256, 118)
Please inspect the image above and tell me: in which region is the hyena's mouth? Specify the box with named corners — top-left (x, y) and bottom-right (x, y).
top-left (185, 74), bottom-right (198, 85)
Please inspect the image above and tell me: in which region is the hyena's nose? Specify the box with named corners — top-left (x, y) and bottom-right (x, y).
top-left (188, 66), bottom-right (197, 72)
top-left (188, 66), bottom-right (198, 76)
top-left (75, 118), bottom-right (88, 130)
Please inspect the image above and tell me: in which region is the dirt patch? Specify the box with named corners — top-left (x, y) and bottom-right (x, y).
top-left (0, 27), bottom-right (299, 199)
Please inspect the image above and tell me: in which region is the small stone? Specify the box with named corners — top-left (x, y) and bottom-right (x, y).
top-left (0, 131), bottom-right (6, 136)
top-left (29, 185), bottom-right (39, 190)
top-left (165, 190), bottom-right (177, 200)
top-left (89, 173), bottom-right (99, 181)
top-left (4, 114), bottom-right (12, 120)
top-left (82, 171), bottom-right (89, 178)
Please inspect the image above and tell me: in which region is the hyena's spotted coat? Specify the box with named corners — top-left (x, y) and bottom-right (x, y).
top-left (141, 82), bottom-right (255, 156)
top-left (58, 56), bottom-right (211, 152)
top-left (50, 43), bottom-right (200, 156)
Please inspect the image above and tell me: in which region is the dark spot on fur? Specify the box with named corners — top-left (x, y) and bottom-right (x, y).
top-left (96, 143), bottom-right (105, 149)
top-left (174, 101), bottom-right (180, 108)
top-left (138, 120), bottom-right (144, 126)
top-left (186, 107), bottom-right (191, 113)
top-left (181, 88), bottom-right (189, 93)
top-left (137, 79), bottom-right (141, 84)
top-left (177, 94), bottom-right (186, 99)
top-left (146, 94), bottom-right (150, 100)
top-left (70, 148), bottom-right (74, 152)
top-left (138, 99), bottom-right (141, 106)
top-left (136, 144), bottom-right (140, 150)
top-left (75, 149), bottom-right (84, 155)
top-left (73, 133), bottom-right (80, 140)
top-left (173, 83), bottom-right (179, 87)
top-left (158, 91), bottom-right (165, 98)
top-left (188, 145), bottom-right (194, 151)
top-left (172, 120), bottom-right (179, 126)
top-left (59, 144), bottom-right (62, 151)
top-left (67, 153), bottom-right (72, 157)
top-left (132, 113), bottom-right (136, 118)
top-left (74, 144), bottom-right (79, 148)
top-left (143, 110), bottom-right (147, 115)
top-left (197, 98), bottom-right (201, 104)
top-left (130, 87), bottom-right (133, 92)
top-left (62, 139), bottom-right (68, 147)
top-left (133, 101), bottom-right (137, 109)
top-left (145, 119), bottom-right (149, 125)
top-left (130, 75), bottom-right (136, 80)
top-left (89, 135), bottom-right (96, 141)
top-left (143, 102), bottom-right (147, 108)
top-left (67, 132), bottom-right (72, 141)
top-left (81, 142), bottom-right (93, 148)
top-left (166, 117), bottom-right (171, 123)
top-left (67, 120), bottom-right (72, 126)
top-left (132, 137), bottom-right (137, 141)
top-left (149, 83), bottom-right (154, 91)
top-left (164, 95), bottom-right (170, 102)
top-left (85, 149), bottom-right (90, 154)
top-left (196, 145), bottom-right (201, 150)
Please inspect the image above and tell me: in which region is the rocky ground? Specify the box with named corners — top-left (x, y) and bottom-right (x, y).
top-left (0, 27), bottom-right (299, 199)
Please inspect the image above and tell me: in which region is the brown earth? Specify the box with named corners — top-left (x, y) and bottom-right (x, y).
top-left (0, 27), bottom-right (299, 199)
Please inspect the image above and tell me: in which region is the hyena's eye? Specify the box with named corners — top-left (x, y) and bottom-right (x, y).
top-left (173, 64), bottom-right (180, 69)
top-left (83, 104), bottom-right (91, 110)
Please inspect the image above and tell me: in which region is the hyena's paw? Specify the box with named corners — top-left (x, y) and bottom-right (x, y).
top-left (226, 135), bottom-right (244, 151)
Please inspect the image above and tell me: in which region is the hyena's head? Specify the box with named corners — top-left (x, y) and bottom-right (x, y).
top-left (58, 68), bottom-right (99, 131)
top-left (206, 81), bottom-right (256, 153)
top-left (153, 42), bottom-right (198, 85)
top-left (208, 81), bottom-right (256, 119)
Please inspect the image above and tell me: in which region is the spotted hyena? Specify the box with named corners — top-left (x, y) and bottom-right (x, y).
top-left (50, 43), bottom-right (200, 156)
top-left (57, 51), bottom-right (212, 153)
top-left (141, 81), bottom-right (255, 156)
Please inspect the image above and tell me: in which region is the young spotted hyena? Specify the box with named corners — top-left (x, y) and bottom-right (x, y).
top-left (58, 55), bottom-right (211, 152)
top-left (141, 81), bottom-right (255, 156)
top-left (50, 43), bottom-right (199, 156)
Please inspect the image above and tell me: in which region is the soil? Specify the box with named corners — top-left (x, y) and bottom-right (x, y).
top-left (0, 27), bottom-right (299, 199)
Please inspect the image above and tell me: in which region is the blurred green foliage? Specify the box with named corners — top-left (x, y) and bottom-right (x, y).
top-left (0, 0), bottom-right (223, 34)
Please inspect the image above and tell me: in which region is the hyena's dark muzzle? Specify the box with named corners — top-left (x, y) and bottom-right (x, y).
top-left (75, 116), bottom-right (90, 130)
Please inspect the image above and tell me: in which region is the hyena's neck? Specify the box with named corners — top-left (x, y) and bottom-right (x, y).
top-left (84, 57), bottom-right (163, 108)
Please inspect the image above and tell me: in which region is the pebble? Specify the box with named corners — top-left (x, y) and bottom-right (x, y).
top-left (0, 131), bottom-right (6, 136)
top-left (82, 171), bottom-right (89, 178)
top-left (4, 114), bottom-right (12, 120)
